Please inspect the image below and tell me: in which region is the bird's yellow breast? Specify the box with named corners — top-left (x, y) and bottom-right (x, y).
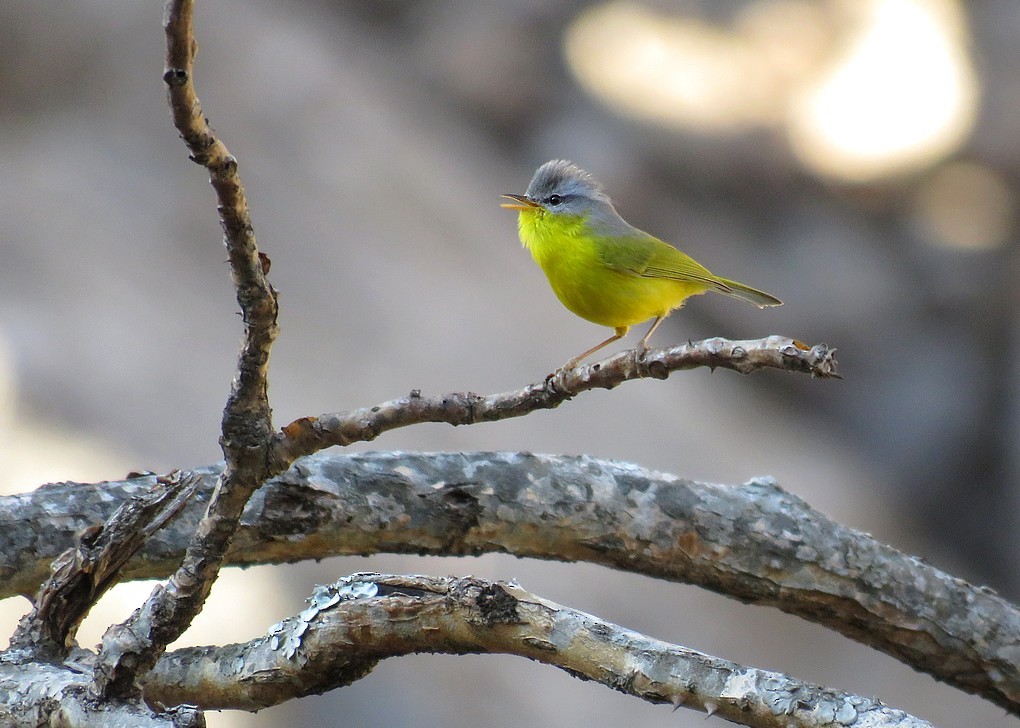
top-left (518, 210), bottom-right (707, 329)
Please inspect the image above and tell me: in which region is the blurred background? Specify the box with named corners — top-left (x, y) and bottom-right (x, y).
top-left (1, 0), bottom-right (1017, 725)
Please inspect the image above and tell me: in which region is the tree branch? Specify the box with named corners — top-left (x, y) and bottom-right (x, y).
top-left (269, 336), bottom-right (839, 469)
top-left (5, 452), bottom-right (1017, 714)
top-left (142, 573), bottom-right (931, 728)
top-left (93, 0), bottom-right (279, 699)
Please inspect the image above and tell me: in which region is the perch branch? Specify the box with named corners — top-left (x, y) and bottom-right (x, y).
top-left (270, 336), bottom-right (838, 469)
top-left (143, 573), bottom-right (931, 728)
top-left (4, 452), bottom-right (1017, 714)
top-left (93, 0), bottom-right (279, 699)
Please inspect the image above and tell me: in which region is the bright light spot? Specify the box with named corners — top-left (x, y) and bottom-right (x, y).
top-left (564, 3), bottom-right (778, 132)
top-left (913, 162), bottom-right (1014, 250)
top-left (789, 0), bottom-right (977, 181)
top-left (563, 0), bottom-right (978, 183)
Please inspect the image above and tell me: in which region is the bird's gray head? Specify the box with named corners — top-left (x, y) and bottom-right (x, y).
top-left (522, 160), bottom-right (612, 215)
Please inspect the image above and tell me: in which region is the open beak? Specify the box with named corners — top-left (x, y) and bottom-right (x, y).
top-left (500, 193), bottom-right (541, 211)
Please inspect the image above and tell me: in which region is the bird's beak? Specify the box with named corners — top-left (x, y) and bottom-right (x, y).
top-left (500, 193), bottom-right (541, 211)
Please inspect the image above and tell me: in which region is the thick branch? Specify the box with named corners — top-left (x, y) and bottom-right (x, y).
top-left (270, 336), bottom-right (838, 469)
top-left (143, 573), bottom-right (930, 728)
top-left (93, 0), bottom-right (279, 699)
top-left (5, 452), bottom-right (1017, 714)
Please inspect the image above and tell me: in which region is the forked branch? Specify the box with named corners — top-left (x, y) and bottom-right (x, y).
top-left (8, 471), bottom-right (198, 661)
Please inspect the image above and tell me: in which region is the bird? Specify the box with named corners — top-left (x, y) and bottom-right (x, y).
top-left (501, 160), bottom-right (782, 368)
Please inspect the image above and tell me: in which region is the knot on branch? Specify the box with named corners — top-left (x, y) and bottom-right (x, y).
top-left (473, 583), bottom-right (520, 626)
top-left (162, 67), bottom-right (188, 87)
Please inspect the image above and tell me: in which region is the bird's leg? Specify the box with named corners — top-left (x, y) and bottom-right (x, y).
top-left (638, 316), bottom-right (665, 354)
top-left (561, 327), bottom-right (628, 370)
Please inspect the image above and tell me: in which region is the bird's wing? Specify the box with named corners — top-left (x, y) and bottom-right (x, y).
top-left (595, 231), bottom-right (726, 288)
top-left (590, 223), bottom-right (780, 307)
top-left (641, 240), bottom-right (724, 286)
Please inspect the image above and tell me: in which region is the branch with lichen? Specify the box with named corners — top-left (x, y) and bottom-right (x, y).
top-left (142, 573), bottom-right (931, 728)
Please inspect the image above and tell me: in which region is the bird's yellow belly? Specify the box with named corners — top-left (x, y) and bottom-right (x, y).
top-left (549, 266), bottom-right (704, 328)
top-left (530, 242), bottom-right (703, 328)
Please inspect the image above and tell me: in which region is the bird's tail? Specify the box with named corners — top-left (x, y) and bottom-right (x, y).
top-left (712, 276), bottom-right (783, 309)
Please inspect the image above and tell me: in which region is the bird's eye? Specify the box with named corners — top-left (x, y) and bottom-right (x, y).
top-left (546, 194), bottom-right (563, 206)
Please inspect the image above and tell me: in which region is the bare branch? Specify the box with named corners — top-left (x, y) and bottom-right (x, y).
top-left (270, 336), bottom-right (839, 468)
top-left (144, 573), bottom-right (931, 728)
top-left (93, 0), bottom-right (279, 699)
top-left (5, 452), bottom-right (1017, 714)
